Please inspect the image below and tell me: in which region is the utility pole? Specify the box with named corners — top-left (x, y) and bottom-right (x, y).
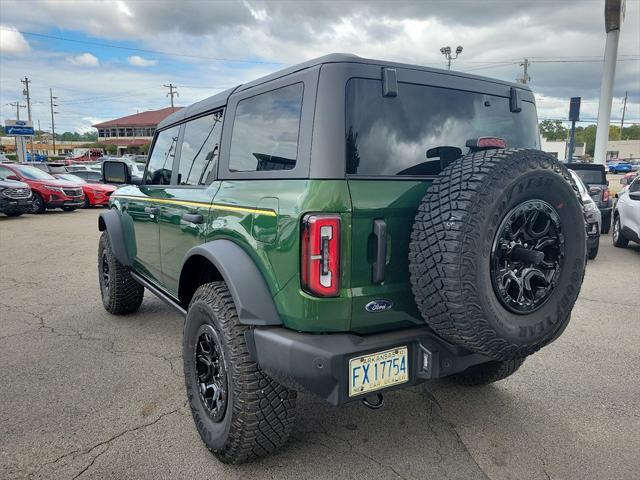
top-left (9, 101), bottom-right (24, 120)
top-left (164, 83), bottom-right (178, 107)
top-left (620, 91), bottom-right (628, 139)
top-left (21, 77), bottom-right (35, 159)
top-left (517, 58), bottom-right (531, 84)
top-left (50, 88), bottom-right (58, 156)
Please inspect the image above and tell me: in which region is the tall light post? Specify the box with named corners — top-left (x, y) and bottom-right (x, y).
top-left (440, 45), bottom-right (463, 70)
top-left (593, 0), bottom-right (625, 164)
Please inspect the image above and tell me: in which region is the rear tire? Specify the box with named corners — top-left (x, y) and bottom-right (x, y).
top-left (600, 211), bottom-right (611, 234)
top-left (98, 232), bottom-right (144, 314)
top-left (587, 241), bottom-right (599, 260)
top-left (410, 149), bottom-right (586, 360)
top-left (183, 281), bottom-right (297, 464)
top-left (612, 215), bottom-right (629, 248)
top-left (450, 358), bottom-right (525, 386)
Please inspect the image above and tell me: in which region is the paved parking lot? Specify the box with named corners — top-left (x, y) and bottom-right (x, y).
top-left (1, 209), bottom-right (639, 480)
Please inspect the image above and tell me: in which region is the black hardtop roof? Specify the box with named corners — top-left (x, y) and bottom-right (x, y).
top-left (158, 53), bottom-right (533, 130)
top-left (566, 163), bottom-right (606, 171)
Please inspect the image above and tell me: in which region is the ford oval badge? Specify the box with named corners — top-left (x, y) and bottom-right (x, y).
top-left (365, 299), bottom-right (393, 313)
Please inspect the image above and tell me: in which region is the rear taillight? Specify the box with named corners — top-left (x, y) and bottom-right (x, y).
top-left (301, 214), bottom-right (341, 297)
top-left (602, 188), bottom-right (610, 203)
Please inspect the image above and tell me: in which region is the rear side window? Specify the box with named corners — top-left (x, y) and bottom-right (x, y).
top-left (146, 125), bottom-right (180, 185)
top-left (177, 110), bottom-right (223, 185)
top-left (229, 83), bottom-right (303, 172)
top-left (346, 79), bottom-right (540, 176)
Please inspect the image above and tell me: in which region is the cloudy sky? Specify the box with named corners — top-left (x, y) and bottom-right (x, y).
top-left (0, 0), bottom-right (638, 134)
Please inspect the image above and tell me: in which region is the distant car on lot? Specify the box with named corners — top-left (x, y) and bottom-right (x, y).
top-left (0, 163), bottom-right (84, 213)
top-left (608, 162), bottom-right (633, 174)
top-left (569, 170), bottom-right (600, 259)
top-left (613, 175), bottom-right (640, 248)
top-left (53, 173), bottom-right (116, 207)
top-left (616, 172), bottom-right (638, 199)
top-left (0, 153), bottom-right (10, 162)
top-left (26, 153), bottom-right (48, 162)
top-left (67, 169), bottom-right (104, 184)
top-left (567, 163), bottom-right (612, 234)
top-left (0, 175), bottom-right (32, 217)
top-left (20, 162), bottom-right (68, 174)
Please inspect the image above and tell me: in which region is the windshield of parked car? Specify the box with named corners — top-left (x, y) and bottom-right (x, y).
top-left (56, 174), bottom-right (86, 184)
top-left (346, 79), bottom-right (540, 176)
top-left (14, 165), bottom-right (56, 180)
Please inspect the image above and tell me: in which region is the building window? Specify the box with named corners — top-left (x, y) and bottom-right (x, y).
top-left (98, 129), bottom-right (104, 138)
top-left (607, 151), bottom-right (619, 160)
top-left (118, 128), bottom-right (125, 137)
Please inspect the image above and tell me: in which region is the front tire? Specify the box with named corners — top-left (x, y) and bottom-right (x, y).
top-left (98, 232), bottom-right (144, 314)
top-left (31, 193), bottom-right (45, 214)
top-left (183, 282), bottom-right (297, 464)
top-left (601, 211), bottom-right (611, 234)
top-left (612, 215), bottom-right (629, 248)
top-left (587, 240), bottom-right (599, 260)
top-left (450, 358), bottom-right (526, 386)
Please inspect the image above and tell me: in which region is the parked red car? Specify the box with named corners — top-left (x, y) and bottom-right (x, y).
top-left (0, 163), bottom-right (84, 213)
top-left (54, 173), bottom-right (116, 207)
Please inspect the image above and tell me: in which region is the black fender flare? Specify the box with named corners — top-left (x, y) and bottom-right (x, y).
top-left (181, 240), bottom-right (282, 326)
top-left (98, 209), bottom-right (135, 267)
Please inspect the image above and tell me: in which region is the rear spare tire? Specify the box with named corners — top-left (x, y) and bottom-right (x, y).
top-left (409, 149), bottom-right (585, 360)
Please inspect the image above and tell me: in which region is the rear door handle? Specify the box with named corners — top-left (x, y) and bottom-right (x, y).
top-left (144, 206), bottom-right (159, 215)
top-left (182, 213), bottom-right (204, 224)
top-left (372, 219), bottom-right (387, 284)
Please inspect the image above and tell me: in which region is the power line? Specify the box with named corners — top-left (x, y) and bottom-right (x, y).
top-left (2, 27), bottom-right (287, 65)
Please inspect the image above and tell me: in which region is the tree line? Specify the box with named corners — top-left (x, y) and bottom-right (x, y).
top-left (539, 120), bottom-right (640, 156)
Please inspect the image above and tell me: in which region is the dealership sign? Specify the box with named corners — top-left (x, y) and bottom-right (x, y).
top-left (5, 119), bottom-right (34, 136)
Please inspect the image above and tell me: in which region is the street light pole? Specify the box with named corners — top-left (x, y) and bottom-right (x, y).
top-left (440, 45), bottom-right (463, 70)
top-left (594, 0), bottom-right (624, 164)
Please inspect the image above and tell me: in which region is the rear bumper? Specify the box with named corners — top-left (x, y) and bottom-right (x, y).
top-left (247, 326), bottom-right (491, 406)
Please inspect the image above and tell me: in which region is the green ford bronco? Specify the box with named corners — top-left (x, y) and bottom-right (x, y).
top-left (98, 54), bottom-right (586, 463)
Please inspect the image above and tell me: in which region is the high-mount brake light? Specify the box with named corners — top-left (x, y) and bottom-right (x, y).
top-left (602, 187), bottom-right (610, 203)
top-left (466, 137), bottom-right (507, 150)
top-left (301, 214), bottom-right (341, 297)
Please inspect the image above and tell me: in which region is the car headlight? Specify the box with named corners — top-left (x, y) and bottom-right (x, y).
top-left (44, 185), bottom-right (65, 193)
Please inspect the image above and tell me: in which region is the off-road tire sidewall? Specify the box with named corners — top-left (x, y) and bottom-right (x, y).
top-left (183, 282), bottom-right (297, 464)
top-left (97, 232), bottom-right (144, 314)
top-left (477, 169), bottom-right (585, 349)
top-left (183, 299), bottom-right (234, 451)
top-left (410, 149), bottom-right (586, 360)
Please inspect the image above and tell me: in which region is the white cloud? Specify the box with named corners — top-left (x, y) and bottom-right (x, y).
top-left (66, 52), bottom-right (100, 67)
top-left (0, 24), bottom-right (31, 54)
top-left (127, 55), bottom-right (158, 67)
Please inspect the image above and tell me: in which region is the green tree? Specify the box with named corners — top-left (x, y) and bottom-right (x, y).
top-left (539, 120), bottom-right (568, 141)
top-left (609, 125), bottom-right (621, 141)
top-left (574, 125), bottom-right (597, 156)
top-left (139, 143), bottom-right (151, 155)
top-left (621, 124), bottom-right (640, 140)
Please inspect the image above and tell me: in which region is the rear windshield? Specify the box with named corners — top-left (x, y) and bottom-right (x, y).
top-left (571, 169), bottom-right (606, 185)
top-left (346, 79), bottom-right (540, 176)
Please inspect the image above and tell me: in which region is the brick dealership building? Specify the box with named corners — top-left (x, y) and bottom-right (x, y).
top-left (92, 107), bottom-right (182, 155)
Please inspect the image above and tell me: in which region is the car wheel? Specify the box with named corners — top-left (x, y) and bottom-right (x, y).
top-left (183, 281), bottom-right (297, 464)
top-left (612, 215), bottom-right (629, 248)
top-left (450, 358), bottom-right (525, 386)
top-left (98, 232), bottom-right (144, 314)
top-left (587, 240), bottom-right (599, 260)
top-left (410, 149), bottom-right (586, 360)
top-left (30, 193), bottom-right (45, 214)
top-left (83, 196), bottom-right (91, 208)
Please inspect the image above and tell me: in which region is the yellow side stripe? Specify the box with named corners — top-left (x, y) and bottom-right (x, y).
top-left (111, 195), bottom-right (277, 217)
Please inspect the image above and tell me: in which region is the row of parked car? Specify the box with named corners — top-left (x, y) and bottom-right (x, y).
top-left (0, 161), bottom-right (117, 216)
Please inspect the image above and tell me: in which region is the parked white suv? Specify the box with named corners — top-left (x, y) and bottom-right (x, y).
top-left (613, 176), bottom-right (640, 248)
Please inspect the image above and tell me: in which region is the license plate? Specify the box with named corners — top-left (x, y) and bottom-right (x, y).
top-left (349, 346), bottom-right (408, 397)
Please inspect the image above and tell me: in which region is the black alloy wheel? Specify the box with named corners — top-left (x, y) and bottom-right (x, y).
top-left (194, 324), bottom-right (227, 422)
top-left (490, 200), bottom-right (564, 314)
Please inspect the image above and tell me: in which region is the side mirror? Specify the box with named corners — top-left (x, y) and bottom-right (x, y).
top-left (102, 160), bottom-right (131, 185)
top-left (6, 175), bottom-right (20, 181)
